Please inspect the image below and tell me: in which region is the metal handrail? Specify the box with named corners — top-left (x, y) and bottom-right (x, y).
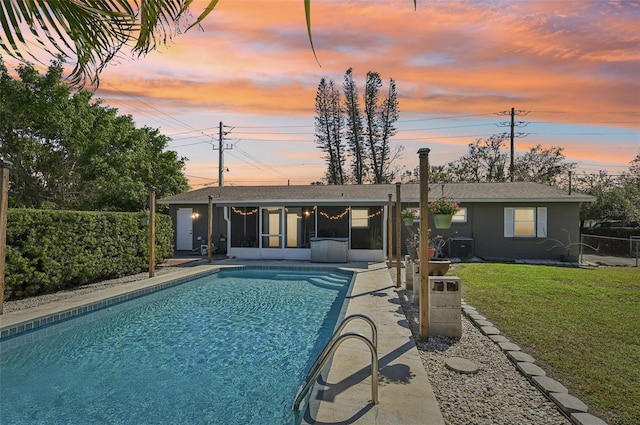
top-left (292, 332), bottom-right (378, 411)
top-left (305, 314), bottom-right (377, 381)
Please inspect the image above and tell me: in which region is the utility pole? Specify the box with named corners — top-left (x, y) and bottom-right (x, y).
top-left (510, 107), bottom-right (515, 181)
top-left (213, 121), bottom-right (233, 187)
top-left (496, 108), bottom-right (530, 182)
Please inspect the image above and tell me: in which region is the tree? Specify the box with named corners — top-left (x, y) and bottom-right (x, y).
top-left (0, 57), bottom-right (189, 211)
top-left (343, 68), bottom-right (366, 184)
top-left (574, 150), bottom-right (639, 224)
top-left (575, 171), bottom-right (621, 223)
top-left (445, 137), bottom-right (575, 186)
top-left (315, 69), bottom-right (403, 184)
top-left (377, 77), bottom-right (401, 183)
top-left (314, 78), bottom-right (345, 185)
top-left (622, 151), bottom-right (640, 221)
top-left (514, 145), bottom-right (576, 186)
top-left (446, 135), bottom-right (509, 182)
top-left (1, 1), bottom-right (419, 87)
top-left (362, 72), bottom-right (401, 183)
top-left (363, 71), bottom-right (383, 182)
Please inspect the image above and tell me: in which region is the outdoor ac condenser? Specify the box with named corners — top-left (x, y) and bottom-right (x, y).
top-left (448, 237), bottom-right (474, 258)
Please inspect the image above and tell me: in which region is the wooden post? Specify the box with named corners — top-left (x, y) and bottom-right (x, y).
top-left (148, 187), bottom-right (156, 278)
top-left (0, 160), bottom-right (11, 315)
top-left (418, 148), bottom-right (430, 339)
top-left (395, 183), bottom-right (402, 287)
top-left (387, 193), bottom-right (393, 264)
top-left (208, 195), bottom-right (214, 263)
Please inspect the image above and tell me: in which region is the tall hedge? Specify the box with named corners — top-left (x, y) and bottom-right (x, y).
top-left (582, 227), bottom-right (640, 238)
top-left (4, 209), bottom-right (173, 299)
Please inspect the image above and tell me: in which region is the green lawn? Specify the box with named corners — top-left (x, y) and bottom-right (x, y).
top-left (453, 263), bottom-right (639, 425)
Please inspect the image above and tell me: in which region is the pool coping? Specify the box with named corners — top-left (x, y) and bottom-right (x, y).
top-left (0, 266), bottom-right (217, 339)
top-left (0, 261), bottom-right (444, 425)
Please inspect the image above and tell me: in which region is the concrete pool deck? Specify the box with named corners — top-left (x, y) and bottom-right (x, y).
top-left (0, 261), bottom-right (444, 425)
top-left (301, 261), bottom-right (444, 425)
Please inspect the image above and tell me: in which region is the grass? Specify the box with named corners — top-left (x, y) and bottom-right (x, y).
top-left (453, 263), bottom-right (639, 425)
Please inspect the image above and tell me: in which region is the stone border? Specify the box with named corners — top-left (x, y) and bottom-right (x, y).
top-left (461, 300), bottom-right (608, 425)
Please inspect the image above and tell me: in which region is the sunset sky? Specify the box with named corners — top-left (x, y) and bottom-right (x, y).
top-left (10, 0), bottom-right (640, 188)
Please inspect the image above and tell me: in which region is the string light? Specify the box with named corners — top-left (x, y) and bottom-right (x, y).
top-left (319, 208), bottom-right (350, 220)
top-left (231, 206), bottom-right (382, 220)
top-left (231, 207), bottom-right (258, 216)
top-left (366, 208), bottom-right (384, 219)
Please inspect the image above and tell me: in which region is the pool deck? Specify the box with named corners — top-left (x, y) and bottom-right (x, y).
top-left (302, 261), bottom-right (444, 425)
top-left (0, 261), bottom-right (444, 425)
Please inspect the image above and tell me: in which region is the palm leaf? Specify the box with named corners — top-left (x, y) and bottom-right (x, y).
top-left (0, 1), bottom-right (420, 87)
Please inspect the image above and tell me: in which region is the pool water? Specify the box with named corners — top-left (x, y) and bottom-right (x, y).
top-left (0, 267), bottom-right (352, 424)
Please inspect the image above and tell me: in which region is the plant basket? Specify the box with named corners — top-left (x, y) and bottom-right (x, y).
top-left (403, 217), bottom-right (415, 226)
top-left (428, 259), bottom-right (451, 276)
top-left (433, 214), bottom-right (453, 229)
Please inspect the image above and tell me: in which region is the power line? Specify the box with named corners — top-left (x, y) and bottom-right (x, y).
top-left (398, 113), bottom-right (495, 122)
top-left (165, 127), bottom-right (219, 137)
top-left (100, 82), bottom-right (203, 134)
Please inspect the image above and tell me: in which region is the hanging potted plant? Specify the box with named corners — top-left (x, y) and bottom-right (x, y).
top-left (401, 208), bottom-right (418, 226)
top-left (429, 197), bottom-right (459, 229)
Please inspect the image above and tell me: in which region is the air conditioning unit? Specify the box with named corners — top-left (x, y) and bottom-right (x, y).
top-left (448, 237), bottom-right (474, 258)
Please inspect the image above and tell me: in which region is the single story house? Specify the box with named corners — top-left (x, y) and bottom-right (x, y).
top-left (158, 182), bottom-right (594, 262)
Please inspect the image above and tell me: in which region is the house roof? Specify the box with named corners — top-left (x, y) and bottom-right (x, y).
top-left (158, 182), bottom-right (595, 206)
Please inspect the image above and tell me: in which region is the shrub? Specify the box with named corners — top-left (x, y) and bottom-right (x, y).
top-left (4, 209), bottom-right (173, 299)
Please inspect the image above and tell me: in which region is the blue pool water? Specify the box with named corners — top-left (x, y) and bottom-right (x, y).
top-left (0, 267), bottom-right (352, 424)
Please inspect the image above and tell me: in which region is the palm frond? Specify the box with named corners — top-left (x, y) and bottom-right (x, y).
top-left (0, 1), bottom-right (420, 87)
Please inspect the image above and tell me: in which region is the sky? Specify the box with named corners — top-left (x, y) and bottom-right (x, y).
top-left (8, 0), bottom-right (640, 188)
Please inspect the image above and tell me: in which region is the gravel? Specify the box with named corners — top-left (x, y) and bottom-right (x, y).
top-left (398, 289), bottom-right (571, 425)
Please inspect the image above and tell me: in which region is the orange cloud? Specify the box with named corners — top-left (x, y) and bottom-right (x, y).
top-left (6, 0), bottom-right (633, 186)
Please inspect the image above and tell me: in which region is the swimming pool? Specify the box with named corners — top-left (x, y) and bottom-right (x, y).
top-left (0, 267), bottom-right (353, 424)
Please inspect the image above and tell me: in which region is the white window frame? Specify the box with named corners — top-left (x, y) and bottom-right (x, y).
top-left (504, 207), bottom-right (547, 238)
top-left (451, 207), bottom-right (467, 223)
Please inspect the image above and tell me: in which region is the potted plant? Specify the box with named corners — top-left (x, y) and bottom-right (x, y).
top-left (428, 197), bottom-right (460, 229)
top-left (407, 227), bottom-right (436, 261)
top-left (402, 208), bottom-right (418, 226)
top-left (428, 234), bottom-right (450, 275)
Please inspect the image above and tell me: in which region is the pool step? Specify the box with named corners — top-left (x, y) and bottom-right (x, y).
top-left (276, 273), bottom-right (350, 286)
top-left (308, 277), bottom-right (348, 288)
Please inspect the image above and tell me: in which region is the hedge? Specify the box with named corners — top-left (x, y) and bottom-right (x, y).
top-left (582, 227), bottom-right (640, 238)
top-left (4, 209), bottom-right (173, 299)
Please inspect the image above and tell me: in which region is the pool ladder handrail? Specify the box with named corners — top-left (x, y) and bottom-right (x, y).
top-left (292, 314), bottom-right (378, 411)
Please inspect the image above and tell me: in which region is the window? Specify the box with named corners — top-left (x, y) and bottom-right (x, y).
top-left (451, 207), bottom-right (467, 223)
top-left (284, 207), bottom-right (316, 248)
top-left (230, 206), bottom-right (259, 247)
top-left (504, 207), bottom-right (547, 238)
top-left (350, 206), bottom-right (384, 250)
top-left (351, 208), bottom-right (369, 228)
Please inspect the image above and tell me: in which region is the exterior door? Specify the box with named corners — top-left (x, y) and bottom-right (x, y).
top-left (261, 207), bottom-right (283, 248)
top-left (176, 208), bottom-right (193, 250)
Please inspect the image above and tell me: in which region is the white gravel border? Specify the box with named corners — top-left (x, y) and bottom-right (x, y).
top-left (398, 289), bottom-right (572, 425)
